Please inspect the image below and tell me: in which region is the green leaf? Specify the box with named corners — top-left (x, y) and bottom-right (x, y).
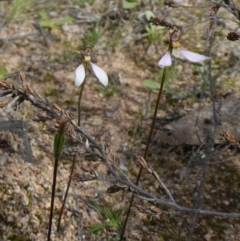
top-left (56, 16), bottom-right (73, 26)
top-left (89, 223), bottom-right (106, 234)
top-left (123, 1), bottom-right (139, 9)
top-left (40, 16), bottom-right (73, 29)
top-left (143, 79), bottom-right (160, 90)
top-left (40, 20), bottom-right (55, 28)
top-left (39, 10), bottom-right (49, 20)
top-left (145, 10), bottom-right (155, 21)
top-left (7, 0), bottom-right (36, 23)
top-left (54, 130), bottom-right (65, 160)
top-left (0, 68), bottom-right (7, 79)
top-left (83, 29), bottom-right (101, 47)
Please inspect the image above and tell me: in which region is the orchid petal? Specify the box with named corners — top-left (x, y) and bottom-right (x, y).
top-left (90, 62), bottom-right (108, 87)
top-left (159, 51), bottom-right (172, 68)
top-left (179, 49), bottom-right (211, 63)
top-left (75, 64), bottom-right (85, 87)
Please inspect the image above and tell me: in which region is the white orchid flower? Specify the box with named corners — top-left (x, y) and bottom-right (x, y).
top-left (75, 64), bottom-right (85, 87)
top-left (75, 62), bottom-right (108, 87)
top-left (75, 45), bottom-right (108, 87)
top-left (159, 49), bottom-right (211, 68)
top-left (159, 27), bottom-right (211, 68)
top-left (159, 51), bottom-right (172, 68)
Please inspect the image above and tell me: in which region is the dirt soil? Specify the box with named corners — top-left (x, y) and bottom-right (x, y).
top-left (0, 1), bottom-right (240, 241)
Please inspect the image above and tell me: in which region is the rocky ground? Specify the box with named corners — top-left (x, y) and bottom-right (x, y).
top-left (0, 1), bottom-right (240, 240)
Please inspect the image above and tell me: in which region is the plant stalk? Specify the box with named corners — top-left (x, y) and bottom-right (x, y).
top-left (57, 67), bottom-right (87, 231)
top-left (119, 68), bottom-right (167, 241)
top-left (77, 79), bottom-right (86, 126)
top-left (47, 156), bottom-right (59, 241)
top-left (48, 124), bottom-right (65, 240)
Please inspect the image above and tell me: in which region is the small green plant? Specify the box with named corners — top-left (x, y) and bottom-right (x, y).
top-left (143, 67), bottom-right (177, 95)
top-left (6, 0), bottom-right (36, 23)
top-left (143, 77), bottom-right (189, 98)
top-left (143, 79), bottom-right (160, 93)
top-left (123, 0), bottom-right (140, 9)
top-left (39, 10), bottom-right (73, 29)
top-left (90, 205), bottom-right (124, 240)
top-left (82, 28), bottom-right (101, 48)
top-left (0, 68), bottom-right (7, 79)
top-left (143, 11), bottom-right (164, 44)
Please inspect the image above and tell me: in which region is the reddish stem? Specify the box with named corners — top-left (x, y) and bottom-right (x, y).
top-left (119, 68), bottom-right (167, 241)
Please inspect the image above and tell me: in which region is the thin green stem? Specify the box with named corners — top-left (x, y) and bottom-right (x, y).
top-left (119, 68), bottom-right (167, 241)
top-left (57, 63), bottom-right (87, 232)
